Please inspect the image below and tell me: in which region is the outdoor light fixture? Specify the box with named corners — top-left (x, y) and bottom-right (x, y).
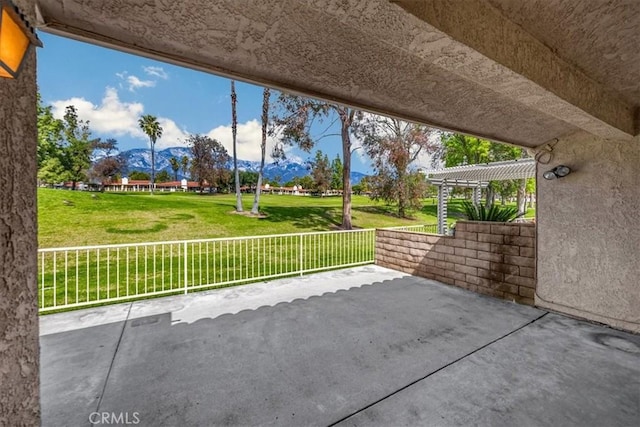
top-left (0, 0), bottom-right (42, 79)
top-left (543, 165), bottom-right (571, 180)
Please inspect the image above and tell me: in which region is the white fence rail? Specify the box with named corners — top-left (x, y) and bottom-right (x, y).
top-left (38, 225), bottom-right (439, 313)
top-left (38, 229), bottom-right (378, 312)
top-left (383, 224), bottom-right (439, 234)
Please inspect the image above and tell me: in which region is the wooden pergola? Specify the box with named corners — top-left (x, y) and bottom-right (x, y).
top-left (428, 159), bottom-right (536, 234)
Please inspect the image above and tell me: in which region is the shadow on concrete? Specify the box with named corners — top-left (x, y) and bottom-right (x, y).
top-left (40, 276), bottom-right (640, 427)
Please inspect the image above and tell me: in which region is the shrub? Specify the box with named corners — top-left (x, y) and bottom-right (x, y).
top-left (462, 201), bottom-right (523, 222)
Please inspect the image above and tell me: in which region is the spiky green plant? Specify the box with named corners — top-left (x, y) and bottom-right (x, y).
top-left (462, 201), bottom-right (522, 222)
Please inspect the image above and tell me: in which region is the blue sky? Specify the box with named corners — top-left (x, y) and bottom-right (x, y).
top-left (37, 33), bottom-right (374, 173)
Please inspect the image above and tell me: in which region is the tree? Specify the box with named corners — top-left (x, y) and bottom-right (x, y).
top-left (37, 93), bottom-right (64, 170)
top-left (231, 81), bottom-right (243, 211)
top-left (311, 150), bottom-right (332, 195)
top-left (128, 171), bottom-right (150, 180)
top-left (61, 106), bottom-right (95, 190)
top-left (331, 155), bottom-right (343, 190)
top-left (354, 115), bottom-right (438, 217)
top-left (37, 157), bottom-right (68, 186)
top-left (188, 134), bottom-right (230, 193)
top-left (138, 114), bottom-right (163, 194)
top-left (272, 94), bottom-right (357, 229)
top-left (252, 87), bottom-right (270, 214)
top-left (526, 178), bottom-right (536, 209)
top-left (181, 155), bottom-right (190, 179)
top-left (437, 133), bottom-right (526, 209)
top-left (89, 138), bottom-right (126, 187)
top-left (155, 170), bottom-right (172, 183)
top-left (169, 157), bottom-right (180, 181)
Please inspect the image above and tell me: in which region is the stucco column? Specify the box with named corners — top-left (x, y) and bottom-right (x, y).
top-left (0, 0), bottom-right (40, 423)
top-left (536, 131), bottom-right (640, 333)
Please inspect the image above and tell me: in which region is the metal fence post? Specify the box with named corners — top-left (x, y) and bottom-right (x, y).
top-left (184, 241), bottom-right (188, 294)
top-left (299, 234), bottom-right (304, 277)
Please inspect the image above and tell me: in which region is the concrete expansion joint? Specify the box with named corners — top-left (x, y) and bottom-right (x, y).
top-left (328, 311), bottom-right (549, 426)
top-left (94, 302), bottom-right (133, 414)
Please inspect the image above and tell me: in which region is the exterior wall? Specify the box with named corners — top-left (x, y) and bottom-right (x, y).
top-left (536, 131), bottom-right (640, 333)
top-left (376, 221), bottom-right (536, 305)
top-left (0, 0), bottom-right (40, 423)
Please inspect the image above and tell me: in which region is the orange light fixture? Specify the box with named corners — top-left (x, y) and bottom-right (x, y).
top-left (0, 0), bottom-right (42, 79)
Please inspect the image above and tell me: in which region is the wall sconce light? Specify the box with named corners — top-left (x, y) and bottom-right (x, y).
top-left (543, 165), bottom-right (571, 180)
top-left (0, 0), bottom-right (42, 79)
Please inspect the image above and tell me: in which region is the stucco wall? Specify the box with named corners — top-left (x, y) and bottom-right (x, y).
top-left (376, 221), bottom-right (536, 306)
top-left (0, 0), bottom-right (40, 422)
top-left (536, 131), bottom-right (640, 333)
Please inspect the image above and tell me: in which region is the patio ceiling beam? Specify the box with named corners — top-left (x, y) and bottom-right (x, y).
top-left (393, 0), bottom-right (638, 140)
top-left (32, 0), bottom-right (638, 150)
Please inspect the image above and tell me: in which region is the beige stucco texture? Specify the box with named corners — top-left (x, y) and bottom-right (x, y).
top-left (35, 0), bottom-right (637, 148)
top-left (0, 0), bottom-right (40, 422)
top-left (536, 132), bottom-right (640, 333)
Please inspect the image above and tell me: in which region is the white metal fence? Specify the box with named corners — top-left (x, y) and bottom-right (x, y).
top-left (383, 224), bottom-right (439, 234)
top-left (38, 225), bottom-right (439, 313)
top-left (38, 229), bottom-right (377, 312)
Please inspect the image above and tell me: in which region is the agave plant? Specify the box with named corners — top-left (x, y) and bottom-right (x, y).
top-left (462, 201), bottom-right (523, 222)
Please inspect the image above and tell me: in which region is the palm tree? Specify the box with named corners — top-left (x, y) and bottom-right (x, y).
top-left (252, 87), bottom-right (270, 214)
top-left (137, 115), bottom-right (163, 194)
top-left (180, 155), bottom-right (189, 179)
top-left (169, 157), bottom-right (180, 181)
top-left (231, 81), bottom-right (243, 212)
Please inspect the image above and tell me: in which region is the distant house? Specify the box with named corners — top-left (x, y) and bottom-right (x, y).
top-left (103, 178), bottom-right (214, 193)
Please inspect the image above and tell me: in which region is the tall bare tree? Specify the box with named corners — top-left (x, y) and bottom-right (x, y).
top-left (137, 114), bottom-right (163, 194)
top-left (251, 87), bottom-right (270, 215)
top-left (231, 81), bottom-right (243, 211)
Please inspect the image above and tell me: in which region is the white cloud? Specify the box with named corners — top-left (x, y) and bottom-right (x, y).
top-left (155, 118), bottom-right (189, 149)
top-left (206, 119), bottom-right (294, 162)
top-left (143, 66), bottom-right (168, 79)
top-left (49, 88), bottom-right (294, 161)
top-left (51, 87), bottom-right (146, 139)
top-left (125, 75), bottom-right (156, 92)
top-left (115, 71), bottom-right (156, 92)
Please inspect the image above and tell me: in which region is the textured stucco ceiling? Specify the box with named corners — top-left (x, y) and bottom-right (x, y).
top-left (487, 0), bottom-right (640, 107)
top-left (34, 0), bottom-right (639, 147)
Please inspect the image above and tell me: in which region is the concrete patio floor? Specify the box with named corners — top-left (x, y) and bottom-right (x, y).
top-left (40, 266), bottom-right (640, 427)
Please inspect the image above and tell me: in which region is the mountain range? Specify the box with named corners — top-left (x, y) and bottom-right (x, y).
top-left (118, 147), bottom-right (368, 184)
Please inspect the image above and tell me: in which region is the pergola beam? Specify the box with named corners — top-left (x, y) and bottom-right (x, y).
top-left (428, 159), bottom-right (537, 234)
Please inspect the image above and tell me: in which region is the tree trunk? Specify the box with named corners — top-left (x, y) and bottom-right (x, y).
top-left (150, 140), bottom-right (155, 195)
top-left (252, 88), bottom-right (270, 215)
top-left (231, 81), bottom-right (243, 211)
top-left (486, 186), bottom-right (495, 209)
top-left (340, 112), bottom-right (353, 230)
top-left (517, 179), bottom-right (527, 215)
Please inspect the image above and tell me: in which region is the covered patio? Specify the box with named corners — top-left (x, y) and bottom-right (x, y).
top-left (40, 266), bottom-right (640, 426)
top-left (2, 0), bottom-right (639, 424)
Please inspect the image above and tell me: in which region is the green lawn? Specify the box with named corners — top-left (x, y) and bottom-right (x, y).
top-left (39, 189), bottom-right (427, 247)
top-left (37, 188), bottom-right (534, 312)
top-left (38, 188), bottom-right (534, 248)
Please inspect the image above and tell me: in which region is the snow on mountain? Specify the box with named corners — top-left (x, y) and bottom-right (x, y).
top-left (115, 147), bottom-right (368, 184)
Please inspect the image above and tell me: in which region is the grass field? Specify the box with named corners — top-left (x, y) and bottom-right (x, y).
top-left (37, 188), bottom-right (534, 311)
top-left (38, 189), bottom-right (470, 247)
top-left (38, 189), bottom-right (535, 247)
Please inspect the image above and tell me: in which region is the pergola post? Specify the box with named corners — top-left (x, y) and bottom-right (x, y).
top-left (437, 184), bottom-right (448, 235)
top-left (473, 185), bottom-right (482, 206)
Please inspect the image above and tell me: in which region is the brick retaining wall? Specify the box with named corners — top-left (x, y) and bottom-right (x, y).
top-left (376, 221), bottom-right (536, 305)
